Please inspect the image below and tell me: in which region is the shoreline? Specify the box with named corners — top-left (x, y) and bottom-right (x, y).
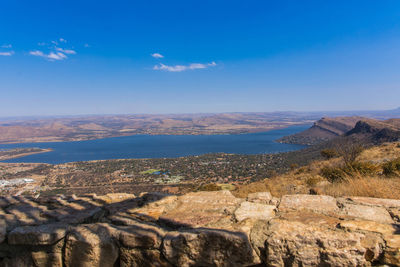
top-left (0, 123), bottom-right (311, 145)
top-left (0, 148), bottom-right (53, 161)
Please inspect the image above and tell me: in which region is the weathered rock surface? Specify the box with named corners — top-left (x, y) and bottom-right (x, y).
top-left (234, 201), bottom-right (275, 222)
top-left (0, 192), bottom-right (398, 266)
top-left (162, 229), bottom-right (255, 267)
top-left (247, 191), bottom-right (273, 204)
top-left (8, 223), bottom-right (67, 245)
top-left (278, 194), bottom-right (340, 215)
top-left (64, 223), bottom-right (119, 267)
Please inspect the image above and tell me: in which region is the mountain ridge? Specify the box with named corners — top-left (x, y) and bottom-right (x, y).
top-left (279, 117), bottom-right (400, 145)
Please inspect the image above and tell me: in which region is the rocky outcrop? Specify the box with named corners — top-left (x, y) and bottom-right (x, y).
top-left (279, 117), bottom-right (400, 146)
top-left (0, 192), bottom-right (399, 266)
top-left (346, 119), bottom-right (400, 143)
top-left (278, 117), bottom-right (363, 145)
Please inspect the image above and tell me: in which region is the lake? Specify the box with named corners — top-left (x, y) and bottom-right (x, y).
top-left (0, 124), bottom-right (309, 164)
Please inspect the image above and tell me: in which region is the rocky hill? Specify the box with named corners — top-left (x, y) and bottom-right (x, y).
top-left (277, 116), bottom-right (363, 145)
top-left (0, 191), bottom-right (399, 266)
top-left (346, 118), bottom-right (400, 143)
top-left (279, 117), bottom-right (400, 145)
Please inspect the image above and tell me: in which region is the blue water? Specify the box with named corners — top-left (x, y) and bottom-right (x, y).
top-left (0, 125), bottom-right (309, 164)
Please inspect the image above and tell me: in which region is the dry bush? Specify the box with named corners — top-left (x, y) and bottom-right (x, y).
top-left (198, 183), bottom-right (220, 191)
top-left (320, 161), bottom-right (379, 182)
top-left (233, 142), bottom-right (400, 199)
top-left (320, 149), bottom-right (338, 159)
top-left (290, 163), bottom-right (299, 170)
top-left (382, 157), bottom-right (400, 177)
top-left (320, 166), bottom-right (346, 182)
top-left (334, 138), bottom-right (364, 165)
top-left (305, 176), bottom-right (323, 187)
top-left (232, 181), bottom-right (270, 198)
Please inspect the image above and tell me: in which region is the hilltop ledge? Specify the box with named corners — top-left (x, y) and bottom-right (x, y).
top-left (0, 191), bottom-right (399, 266)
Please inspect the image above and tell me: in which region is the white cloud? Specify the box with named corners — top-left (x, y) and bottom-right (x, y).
top-left (0, 51), bottom-right (14, 56)
top-left (1, 44), bottom-right (12, 48)
top-left (47, 52), bottom-right (67, 60)
top-left (29, 50), bottom-right (45, 57)
top-left (151, 53), bottom-right (164, 59)
top-left (153, 61), bottom-right (217, 72)
top-left (29, 50), bottom-right (67, 61)
top-left (59, 38), bottom-right (67, 43)
top-left (153, 63), bottom-right (186, 72)
top-left (56, 47), bottom-right (76, 54)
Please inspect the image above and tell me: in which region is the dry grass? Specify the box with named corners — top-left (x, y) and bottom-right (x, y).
top-left (320, 175), bottom-right (400, 199)
top-left (232, 141), bottom-right (400, 200)
top-left (358, 141), bottom-right (400, 163)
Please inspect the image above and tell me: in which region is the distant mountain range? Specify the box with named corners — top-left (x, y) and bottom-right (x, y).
top-left (0, 108), bottom-right (399, 144)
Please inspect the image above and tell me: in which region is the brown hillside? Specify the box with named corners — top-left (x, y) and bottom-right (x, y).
top-left (278, 116), bottom-right (364, 145)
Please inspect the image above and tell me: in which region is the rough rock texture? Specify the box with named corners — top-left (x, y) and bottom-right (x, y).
top-left (278, 194), bottom-right (339, 215)
top-left (234, 201), bottom-right (275, 222)
top-left (247, 191), bottom-right (273, 204)
top-left (0, 192), bottom-right (399, 266)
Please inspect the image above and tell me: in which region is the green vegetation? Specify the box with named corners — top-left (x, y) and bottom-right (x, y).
top-left (218, 183), bottom-right (236, 190)
top-left (320, 162), bottom-right (379, 182)
top-left (382, 157), bottom-right (400, 177)
top-left (140, 169), bottom-right (161, 175)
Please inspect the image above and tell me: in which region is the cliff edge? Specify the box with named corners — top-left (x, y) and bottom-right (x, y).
top-left (0, 191), bottom-right (399, 266)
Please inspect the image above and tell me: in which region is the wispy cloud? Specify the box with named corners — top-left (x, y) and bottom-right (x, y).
top-left (30, 38), bottom-right (77, 61)
top-left (0, 44), bottom-right (13, 56)
top-left (56, 47), bottom-right (76, 54)
top-left (29, 50), bottom-right (45, 57)
top-left (29, 50), bottom-right (67, 61)
top-left (153, 61), bottom-right (217, 72)
top-left (0, 51), bottom-right (14, 56)
top-left (151, 53), bottom-right (164, 59)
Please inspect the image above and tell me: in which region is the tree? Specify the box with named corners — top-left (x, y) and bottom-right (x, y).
top-left (334, 137), bottom-right (364, 165)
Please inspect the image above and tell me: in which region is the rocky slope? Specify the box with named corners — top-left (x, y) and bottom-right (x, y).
top-left (346, 118), bottom-right (400, 143)
top-left (278, 116), bottom-right (363, 145)
top-left (279, 117), bottom-right (400, 145)
top-left (0, 191), bottom-right (399, 266)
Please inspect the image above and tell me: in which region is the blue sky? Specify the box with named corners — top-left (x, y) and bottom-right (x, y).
top-left (1, 1), bottom-right (400, 116)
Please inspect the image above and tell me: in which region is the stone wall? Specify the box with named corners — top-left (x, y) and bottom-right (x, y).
top-left (0, 191), bottom-right (399, 266)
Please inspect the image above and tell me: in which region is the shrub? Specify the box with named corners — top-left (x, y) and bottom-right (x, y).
top-left (290, 163), bottom-right (299, 170)
top-left (295, 167), bottom-right (307, 174)
top-left (344, 161), bottom-right (379, 176)
top-left (199, 183), bottom-right (220, 191)
top-left (305, 176), bottom-right (321, 186)
top-left (320, 166), bottom-right (347, 182)
top-left (320, 162), bottom-right (378, 182)
top-left (320, 149), bottom-right (338, 159)
top-left (382, 157), bottom-right (400, 177)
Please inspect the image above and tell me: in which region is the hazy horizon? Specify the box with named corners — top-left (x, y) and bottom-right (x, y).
top-left (1, 1), bottom-right (400, 116)
top-left (0, 106), bottom-right (399, 121)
